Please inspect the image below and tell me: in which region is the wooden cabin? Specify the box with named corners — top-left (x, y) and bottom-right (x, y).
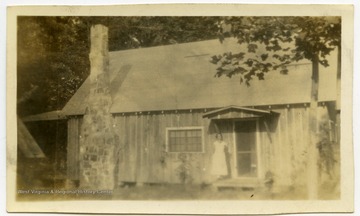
top-left (58, 25), bottom-right (339, 191)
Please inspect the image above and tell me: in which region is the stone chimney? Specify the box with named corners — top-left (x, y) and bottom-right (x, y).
top-left (78, 24), bottom-right (116, 190)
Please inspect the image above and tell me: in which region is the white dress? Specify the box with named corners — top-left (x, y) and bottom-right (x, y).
top-left (210, 140), bottom-right (228, 176)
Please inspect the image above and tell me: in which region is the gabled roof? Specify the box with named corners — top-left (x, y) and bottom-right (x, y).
top-left (62, 38), bottom-right (337, 115)
top-left (203, 105), bottom-right (278, 119)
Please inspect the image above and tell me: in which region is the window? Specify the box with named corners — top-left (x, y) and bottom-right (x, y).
top-left (166, 127), bottom-right (204, 153)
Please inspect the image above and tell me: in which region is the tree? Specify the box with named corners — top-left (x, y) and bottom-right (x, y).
top-left (211, 16), bottom-right (341, 199)
top-left (17, 16), bottom-right (91, 116)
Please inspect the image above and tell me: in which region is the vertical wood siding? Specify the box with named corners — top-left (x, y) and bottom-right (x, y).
top-left (114, 110), bottom-right (219, 184)
top-left (67, 117), bottom-right (81, 180)
top-left (112, 107), bottom-right (317, 186)
top-left (68, 104), bottom-right (331, 187)
top-left (259, 105), bottom-right (329, 188)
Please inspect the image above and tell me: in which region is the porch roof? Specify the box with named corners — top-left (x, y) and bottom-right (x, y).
top-left (22, 110), bottom-right (65, 122)
top-left (202, 105), bottom-right (278, 120)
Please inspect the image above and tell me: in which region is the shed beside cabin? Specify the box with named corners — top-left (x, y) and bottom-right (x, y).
top-left (17, 118), bottom-right (45, 159)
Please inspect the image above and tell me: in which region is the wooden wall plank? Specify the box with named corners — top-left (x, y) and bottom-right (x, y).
top-left (121, 116), bottom-right (126, 182)
top-left (136, 115), bottom-right (144, 182)
top-left (283, 108), bottom-right (292, 185)
top-left (146, 114), bottom-right (153, 182)
top-left (120, 116), bottom-right (126, 181)
top-left (125, 115), bottom-right (131, 181)
top-left (119, 116), bottom-right (129, 183)
top-left (259, 119), bottom-right (268, 177)
top-left (151, 113), bottom-right (160, 183)
top-left (129, 115), bottom-right (136, 181)
top-left (67, 118), bottom-right (80, 180)
top-left (164, 113), bottom-right (172, 183)
top-left (135, 115), bottom-right (142, 182)
top-left (291, 107), bottom-right (299, 185)
top-left (294, 107), bottom-right (307, 186)
top-left (196, 112), bottom-right (206, 183)
top-left (159, 113), bottom-right (167, 183)
top-left (123, 115), bottom-right (130, 181)
top-left (287, 107), bottom-right (295, 185)
top-left (304, 106), bottom-right (310, 187)
top-left (116, 115), bottom-right (125, 183)
top-left (277, 110), bottom-right (285, 185)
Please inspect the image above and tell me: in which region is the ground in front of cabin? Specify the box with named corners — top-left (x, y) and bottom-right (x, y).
top-left (16, 182), bottom-right (339, 201)
top-left (16, 158), bottom-right (339, 201)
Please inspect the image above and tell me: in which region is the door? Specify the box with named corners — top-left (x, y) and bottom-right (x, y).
top-left (234, 120), bottom-right (258, 177)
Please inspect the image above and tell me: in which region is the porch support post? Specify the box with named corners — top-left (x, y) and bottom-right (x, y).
top-left (263, 120), bottom-right (272, 143)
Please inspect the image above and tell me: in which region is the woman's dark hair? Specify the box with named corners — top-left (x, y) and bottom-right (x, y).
top-left (215, 133), bottom-right (223, 140)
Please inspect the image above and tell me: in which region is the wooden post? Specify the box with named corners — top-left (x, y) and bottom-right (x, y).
top-left (67, 118), bottom-right (79, 181)
top-left (336, 45), bottom-right (341, 142)
top-left (307, 56), bottom-right (319, 199)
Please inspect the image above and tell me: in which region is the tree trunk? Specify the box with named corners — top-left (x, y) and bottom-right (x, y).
top-left (307, 56), bottom-right (319, 199)
top-left (336, 44), bottom-right (341, 140)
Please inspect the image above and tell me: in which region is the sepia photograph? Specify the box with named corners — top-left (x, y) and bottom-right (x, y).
top-left (6, 4), bottom-right (354, 215)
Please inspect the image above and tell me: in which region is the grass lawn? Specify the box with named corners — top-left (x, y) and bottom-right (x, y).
top-left (16, 183), bottom-right (315, 201)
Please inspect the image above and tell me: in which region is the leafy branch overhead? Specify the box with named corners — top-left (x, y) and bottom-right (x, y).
top-left (211, 17), bottom-right (341, 85)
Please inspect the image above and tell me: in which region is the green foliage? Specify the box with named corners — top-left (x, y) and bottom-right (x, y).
top-left (107, 17), bottom-right (220, 51)
top-left (17, 17), bottom-right (90, 116)
top-left (211, 17), bottom-right (341, 85)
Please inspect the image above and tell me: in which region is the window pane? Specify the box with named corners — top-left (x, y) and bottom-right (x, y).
top-left (180, 143), bottom-right (186, 152)
top-left (169, 131), bottom-right (176, 137)
top-left (169, 137), bottom-right (176, 144)
top-left (179, 130), bottom-right (186, 137)
top-left (195, 129), bottom-right (201, 137)
top-left (170, 143), bottom-right (174, 151)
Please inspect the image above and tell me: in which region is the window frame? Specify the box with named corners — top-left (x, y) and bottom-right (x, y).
top-left (165, 126), bottom-right (205, 153)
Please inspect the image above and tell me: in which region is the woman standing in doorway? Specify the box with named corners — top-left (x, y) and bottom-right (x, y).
top-left (210, 133), bottom-right (228, 180)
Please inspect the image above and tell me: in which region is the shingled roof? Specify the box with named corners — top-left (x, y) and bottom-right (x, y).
top-left (62, 38), bottom-right (337, 115)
